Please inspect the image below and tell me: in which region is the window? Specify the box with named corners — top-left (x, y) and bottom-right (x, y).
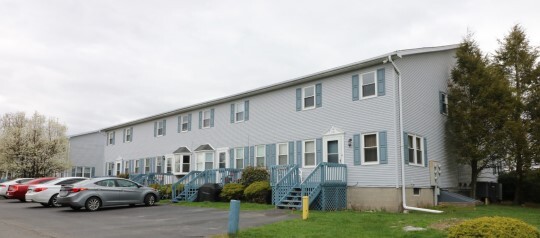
top-left (96, 179), bottom-right (116, 187)
top-left (255, 145), bottom-right (265, 167)
top-left (408, 135), bottom-right (424, 166)
top-left (174, 155), bottom-right (181, 173)
top-left (76, 167), bottom-right (83, 177)
top-left (219, 152), bottom-right (226, 168)
top-left (125, 128), bottom-right (132, 142)
top-left (145, 158), bottom-right (151, 173)
top-left (277, 143), bottom-right (288, 165)
top-left (156, 157), bottom-right (163, 173)
top-left (413, 188), bottom-right (421, 196)
top-left (107, 132), bottom-right (115, 145)
top-left (157, 120), bottom-right (165, 136)
top-left (182, 155), bottom-right (190, 172)
top-left (235, 148), bottom-right (244, 169)
top-left (116, 163), bottom-right (121, 175)
top-left (117, 179), bottom-right (138, 188)
top-left (174, 155), bottom-right (190, 173)
top-left (83, 167), bottom-right (92, 178)
top-left (205, 152), bottom-right (214, 170)
top-left (180, 115), bottom-right (189, 132)
top-left (71, 166), bottom-right (93, 178)
top-left (124, 161), bottom-right (129, 174)
top-left (304, 140), bottom-right (316, 167)
top-left (303, 86), bottom-right (315, 109)
top-left (441, 93), bottom-right (448, 115)
top-left (327, 140), bottom-right (339, 163)
top-left (166, 157), bottom-right (172, 173)
top-left (135, 160), bottom-right (140, 174)
top-left (107, 163), bottom-right (114, 176)
top-left (235, 102), bottom-right (245, 122)
top-left (362, 133), bottom-right (378, 164)
top-left (202, 110), bottom-right (211, 128)
top-left (361, 72), bottom-right (376, 98)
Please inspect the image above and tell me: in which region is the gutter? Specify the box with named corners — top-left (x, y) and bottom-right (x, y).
top-left (385, 55), bottom-right (443, 214)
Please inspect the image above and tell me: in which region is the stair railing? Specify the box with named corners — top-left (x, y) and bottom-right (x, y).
top-left (271, 164), bottom-right (300, 205)
top-left (301, 162), bottom-right (347, 205)
top-left (171, 171), bottom-right (202, 202)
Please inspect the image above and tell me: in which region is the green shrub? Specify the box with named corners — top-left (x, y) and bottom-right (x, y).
top-left (220, 183), bottom-right (245, 201)
top-left (244, 181), bottom-right (271, 204)
top-left (117, 173), bottom-right (130, 179)
top-left (447, 216), bottom-right (540, 238)
top-left (240, 166), bottom-right (269, 186)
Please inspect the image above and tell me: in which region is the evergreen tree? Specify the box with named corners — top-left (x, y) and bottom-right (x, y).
top-left (493, 25), bottom-right (539, 204)
top-left (447, 35), bottom-right (513, 199)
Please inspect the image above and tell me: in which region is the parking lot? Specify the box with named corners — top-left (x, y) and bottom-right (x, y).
top-left (0, 198), bottom-right (295, 238)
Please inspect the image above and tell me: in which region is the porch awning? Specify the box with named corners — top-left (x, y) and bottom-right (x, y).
top-left (194, 144), bottom-right (214, 152)
top-left (173, 146), bottom-right (191, 154)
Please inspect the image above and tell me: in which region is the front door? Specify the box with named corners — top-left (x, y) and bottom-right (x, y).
top-left (323, 134), bottom-right (344, 164)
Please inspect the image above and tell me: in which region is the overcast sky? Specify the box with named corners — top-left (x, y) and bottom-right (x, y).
top-left (1, 0), bottom-right (539, 136)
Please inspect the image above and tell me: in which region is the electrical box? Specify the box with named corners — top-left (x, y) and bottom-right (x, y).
top-left (429, 160), bottom-right (442, 186)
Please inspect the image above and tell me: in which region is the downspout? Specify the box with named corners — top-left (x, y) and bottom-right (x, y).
top-left (386, 55), bottom-right (443, 214)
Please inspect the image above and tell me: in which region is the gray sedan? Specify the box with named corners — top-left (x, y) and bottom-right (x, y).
top-left (57, 177), bottom-right (160, 211)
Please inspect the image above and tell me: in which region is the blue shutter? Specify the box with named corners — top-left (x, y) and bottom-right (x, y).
top-left (163, 120), bottom-right (167, 136)
top-left (424, 137), bottom-right (428, 167)
top-left (316, 138), bottom-right (322, 165)
top-left (130, 127), bottom-right (133, 142)
top-left (353, 134), bottom-right (361, 165)
top-left (271, 144), bottom-right (276, 166)
top-left (129, 160), bottom-right (134, 174)
top-left (296, 88), bottom-right (302, 111)
top-left (154, 122), bottom-right (157, 137)
top-left (379, 131), bottom-right (388, 164)
top-left (198, 111), bottom-right (202, 129)
top-left (139, 159), bottom-right (144, 173)
top-left (123, 129), bottom-right (126, 143)
top-left (244, 146), bottom-right (249, 168)
top-left (91, 167), bottom-right (95, 178)
top-left (229, 149), bottom-right (234, 169)
top-left (151, 157), bottom-right (156, 173)
top-left (244, 100), bottom-right (249, 121)
top-left (296, 141), bottom-right (302, 168)
top-left (377, 68), bottom-right (385, 96)
top-left (188, 114), bottom-right (192, 131)
top-left (210, 109), bottom-right (215, 127)
top-left (112, 132), bottom-right (115, 145)
top-left (288, 141), bottom-right (295, 165)
top-left (352, 75), bottom-right (359, 101)
top-left (315, 83), bottom-right (322, 108)
top-left (266, 144), bottom-right (272, 167)
top-left (177, 116), bottom-right (181, 133)
top-left (403, 132), bottom-right (409, 165)
top-left (230, 104), bottom-right (235, 123)
top-left (439, 91), bottom-right (445, 114)
top-left (249, 146), bottom-right (254, 167)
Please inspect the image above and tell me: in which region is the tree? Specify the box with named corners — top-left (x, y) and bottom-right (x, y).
top-left (447, 34), bottom-right (513, 199)
top-left (0, 112), bottom-right (70, 177)
top-left (493, 25), bottom-right (540, 204)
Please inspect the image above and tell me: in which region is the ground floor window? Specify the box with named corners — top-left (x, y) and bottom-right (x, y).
top-left (219, 152), bottom-right (226, 168)
top-left (71, 166), bottom-right (94, 178)
top-left (145, 158), bottom-right (151, 173)
top-left (277, 143), bottom-right (288, 165)
top-left (174, 154), bottom-right (191, 173)
top-left (362, 133), bottom-right (378, 164)
top-left (408, 134), bottom-right (423, 166)
top-left (255, 145), bottom-right (265, 167)
top-left (156, 157), bottom-right (163, 173)
top-left (304, 140), bottom-right (315, 167)
top-left (166, 157), bottom-right (172, 173)
top-left (135, 160), bottom-right (140, 174)
top-left (235, 147), bottom-right (244, 169)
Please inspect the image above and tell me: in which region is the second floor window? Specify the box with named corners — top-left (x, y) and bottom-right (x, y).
top-left (303, 86), bottom-right (315, 109)
top-left (202, 110), bottom-right (211, 128)
top-left (361, 72), bottom-right (376, 98)
top-left (236, 103), bottom-right (245, 122)
top-left (181, 115), bottom-right (189, 132)
top-left (440, 92), bottom-right (448, 115)
top-left (124, 128), bottom-right (132, 142)
top-left (157, 121), bottom-right (164, 136)
top-left (107, 132), bottom-right (115, 145)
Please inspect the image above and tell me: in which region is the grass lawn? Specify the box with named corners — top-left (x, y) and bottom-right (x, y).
top-left (159, 200), bottom-right (275, 211)
top-left (237, 204), bottom-right (540, 237)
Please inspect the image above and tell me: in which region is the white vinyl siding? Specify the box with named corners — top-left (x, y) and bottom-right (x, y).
top-left (362, 133), bottom-right (379, 164)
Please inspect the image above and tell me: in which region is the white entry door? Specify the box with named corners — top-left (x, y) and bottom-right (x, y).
top-left (323, 134), bottom-right (344, 164)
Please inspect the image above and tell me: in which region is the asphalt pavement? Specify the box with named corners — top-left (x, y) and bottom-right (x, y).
top-left (0, 197), bottom-right (296, 238)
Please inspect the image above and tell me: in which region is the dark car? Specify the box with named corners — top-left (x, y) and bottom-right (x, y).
top-left (6, 177), bottom-right (57, 202)
top-left (57, 177), bottom-right (159, 211)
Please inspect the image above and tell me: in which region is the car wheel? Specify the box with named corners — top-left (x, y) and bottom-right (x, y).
top-left (49, 194), bottom-right (62, 207)
top-left (40, 203), bottom-right (49, 207)
top-left (70, 206), bottom-right (82, 210)
top-left (144, 194), bottom-right (156, 206)
top-left (85, 197), bottom-right (101, 212)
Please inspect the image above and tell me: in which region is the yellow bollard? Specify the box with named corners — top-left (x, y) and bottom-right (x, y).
top-left (302, 196), bottom-right (309, 220)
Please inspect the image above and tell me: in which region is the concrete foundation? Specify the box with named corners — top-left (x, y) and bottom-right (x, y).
top-left (347, 187), bottom-right (434, 213)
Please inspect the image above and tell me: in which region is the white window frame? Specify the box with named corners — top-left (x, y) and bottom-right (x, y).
top-left (361, 133), bottom-right (379, 165)
top-left (217, 149), bottom-right (228, 169)
top-left (235, 102), bottom-right (245, 123)
top-left (166, 157), bottom-right (173, 173)
top-left (255, 145), bottom-right (266, 167)
top-left (107, 163), bottom-right (114, 176)
top-left (115, 162), bottom-right (121, 175)
top-left (156, 157), bottom-right (163, 173)
top-left (125, 128), bottom-right (132, 142)
top-left (202, 110), bottom-right (211, 129)
top-left (360, 71), bottom-right (377, 99)
top-left (235, 147), bottom-right (244, 169)
top-left (156, 121), bottom-right (164, 137)
top-left (408, 134), bottom-right (424, 166)
top-left (441, 93), bottom-right (448, 115)
top-left (180, 115), bottom-right (189, 132)
top-left (134, 160), bottom-right (140, 174)
top-left (108, 132), bottom-right (114, 145)
top-left (303, 140), bottom-right (316, 168)
top-left (277, 143), bottom-right (288, 165)
top-left (302, 85), bottom-right (316, 110)
top-left (144, 158), bottom-right (151, 173)
top-left (124, 161), bottom-right (129, 174)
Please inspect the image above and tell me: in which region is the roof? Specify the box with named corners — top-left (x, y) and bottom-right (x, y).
top-left (101, 44), bottom-right (459, 131)
top-left (194, 144), bottom-right (215, 152)
top-left (173, 146), bottom-right (191, 154)
top-left (68, 130), bottom-right (102, 139)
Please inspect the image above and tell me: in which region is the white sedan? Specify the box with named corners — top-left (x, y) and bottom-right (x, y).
top-left (0, 178), bottom-right (34, 198)
top-left (26, 177), bottom-right (88, 207)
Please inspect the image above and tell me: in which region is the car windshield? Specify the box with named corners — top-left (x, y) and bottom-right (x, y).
top-left (41, 178), bottom-right (62, 185)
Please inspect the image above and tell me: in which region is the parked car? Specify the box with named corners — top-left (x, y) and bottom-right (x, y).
top-left (0, 178), bottom-right (34, 198)
top-left (6, 177), bottom-right (57, 202)
top-left (25, 177), bottom-right (88, 207)
top-left (57, 177), bottom-right (160, 211)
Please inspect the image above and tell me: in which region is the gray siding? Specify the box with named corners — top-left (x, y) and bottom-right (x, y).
top-left (69, 132), bottom-right (106, 176)
top-left (397, 49), bottom-right (458, 189)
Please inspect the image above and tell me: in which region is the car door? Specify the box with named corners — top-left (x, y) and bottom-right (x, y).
top-left (116, 179), bottom-right (141, 204)
top-left (94, 179), bottom-right (121, 205)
